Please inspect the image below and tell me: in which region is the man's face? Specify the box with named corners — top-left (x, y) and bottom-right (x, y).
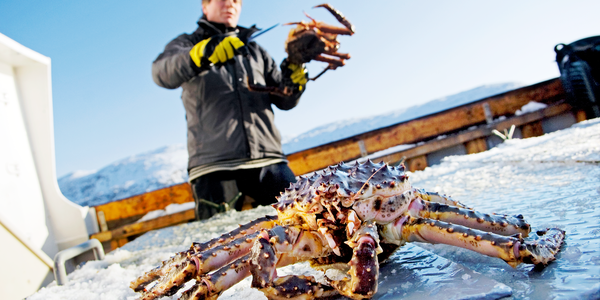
top-left (202, 0), bottom-right (242, 28)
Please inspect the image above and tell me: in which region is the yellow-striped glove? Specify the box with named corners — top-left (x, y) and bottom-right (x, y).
top-left (190, 35), bottom-right (245, 68)
top-left (281, 59), bottom-right (308, 92)
top-left (288, 63), bottom-right (308, 86)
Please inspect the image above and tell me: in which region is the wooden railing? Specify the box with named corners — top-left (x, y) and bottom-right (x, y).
top-left (91, 78), bottom-right (584, 251)
top-left (286, 78), bottom-right (565, 174)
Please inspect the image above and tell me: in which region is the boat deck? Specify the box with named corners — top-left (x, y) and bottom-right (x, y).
top-left (29, 118), bottom-right (600, 299)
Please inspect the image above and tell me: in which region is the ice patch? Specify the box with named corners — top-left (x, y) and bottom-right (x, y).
top-left (562, 246), bottom-right (583, 263)
top-left (515, 101), bottom-right (548, 116)
top-left (137, 202), bottom-right (195, 223)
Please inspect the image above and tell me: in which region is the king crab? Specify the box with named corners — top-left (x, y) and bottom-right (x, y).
top-left (283, 3), bottom-right (354, 81)
top-left (248, 4), bottom-right (354, 96)
top-left (131, 160), bottom-right (565, 300)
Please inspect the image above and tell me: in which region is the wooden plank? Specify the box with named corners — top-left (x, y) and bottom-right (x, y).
top-left (370, 103), bottom-right (572, 164)
top-left (576, 110), bottom-right (587, 122)
top-left (406, 155), bottom-right (427, 172)
top-left (398, 129), bottom-right (486, 161)
top-left (117, 238), bottom-right (129, 247)
top-left (287, 78), bottom-right (565, 175)
top-left (465, 138), bottom-right (488, 154)
top-left (109, 240), bottom-right (119, 252)
top-left (521, 121), bottom-right (544, 138)
top-left (91, 209), bottom-right (196, 242)
top-left (93, 182), bottom-right (194, 230)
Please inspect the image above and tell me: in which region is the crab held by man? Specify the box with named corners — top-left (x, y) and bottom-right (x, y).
top-left (284, 3), bottom-right (355, 81)
top-left (131, 160), bottom-right (565, 300)
top-left (249, 4), bottom-right (354, 97)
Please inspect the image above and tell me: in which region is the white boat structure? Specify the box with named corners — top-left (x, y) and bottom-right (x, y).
top-left (0, 33), bottom-right (99, 300)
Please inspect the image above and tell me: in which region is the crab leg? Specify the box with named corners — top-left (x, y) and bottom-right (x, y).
top-left (182, 225), bottom-right (337, 300)
top-left (180, 254), bottom-right (253, 300)
top-left (285, 19), bottom-right (352, 36)
top-left (247, 84), bottom-right (292, 97)
top-left (134, 232), bottom-right (264, 300)
top-left (324, 51), bottom-right (351, 60)
top-left (308, 54), bottom-right (348, 81)
top-left (313, 4), bottom-right (355, 34)
top-left (193, 215), bottom-right (278, 252)
top-left (408, 198), bottom-right (531, 237)
top-left (314, 54), bottom-right (345, 67)
top-left (131, 216), bottom-right (278, 299)
top-left (308, 67), bottom-right (328, 81)
top-left (392, 216), bottom-right (565, 268)
top-left (415, 189), bottom-right (470, 209)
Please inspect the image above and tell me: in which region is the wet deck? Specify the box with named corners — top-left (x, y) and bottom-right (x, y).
top-left (29, 119), bottom-right (600, 300)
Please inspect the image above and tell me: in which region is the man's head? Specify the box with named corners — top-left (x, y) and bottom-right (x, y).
top-left (202, 0), bottom-right (242, 28)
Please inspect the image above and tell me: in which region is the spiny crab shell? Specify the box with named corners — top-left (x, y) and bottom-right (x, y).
top-left (275, 162), bottom-right (411, 230)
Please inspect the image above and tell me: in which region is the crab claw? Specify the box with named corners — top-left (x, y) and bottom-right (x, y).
top-left (516, 228), bottom-right (566, 266)
top-left (333, 221), bottom-right (382, 299)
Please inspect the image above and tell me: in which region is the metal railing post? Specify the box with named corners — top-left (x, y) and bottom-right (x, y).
top-left (53, 239), bottom-right (105, 285)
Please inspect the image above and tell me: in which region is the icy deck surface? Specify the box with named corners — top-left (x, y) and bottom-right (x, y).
top-left (29, 119), bottom-right (600, 300)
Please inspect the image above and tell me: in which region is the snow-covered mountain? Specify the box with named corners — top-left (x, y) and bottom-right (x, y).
top-left (58, 145), bottom-right (188, 207)
top-left (59, 83), bottom-right (521, 207)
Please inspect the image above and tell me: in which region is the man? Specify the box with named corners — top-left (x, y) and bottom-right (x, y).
top-left (152, 0), bottom-right (308, 220)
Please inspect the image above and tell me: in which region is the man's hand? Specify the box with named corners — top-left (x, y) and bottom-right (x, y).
top-left (288, 63), bottom-right (308, 86)
top-left (281, 59), bottom-right (308, 92)
top-left (190, 35), bottom-right (245, 68)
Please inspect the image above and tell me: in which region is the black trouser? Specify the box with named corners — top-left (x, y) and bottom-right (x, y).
top-left (190, 162), bottom-right (296, 220)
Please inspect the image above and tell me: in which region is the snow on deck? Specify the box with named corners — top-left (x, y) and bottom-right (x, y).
top-left (29, 119), bottom-right (600, 300)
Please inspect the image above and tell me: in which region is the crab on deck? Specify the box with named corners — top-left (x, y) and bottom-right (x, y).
top-left (130, 160), bottom-right (565, 300)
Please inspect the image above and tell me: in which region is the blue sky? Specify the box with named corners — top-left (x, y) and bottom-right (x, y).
top-left (1, 0), bottom-right (598, 177)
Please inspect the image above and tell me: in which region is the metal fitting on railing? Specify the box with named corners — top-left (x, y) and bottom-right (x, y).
top-left (53, 239), bottom-right (105, 285)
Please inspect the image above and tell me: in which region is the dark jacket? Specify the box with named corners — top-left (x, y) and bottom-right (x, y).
top-left (152, 18), bottom-right (302, 171)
